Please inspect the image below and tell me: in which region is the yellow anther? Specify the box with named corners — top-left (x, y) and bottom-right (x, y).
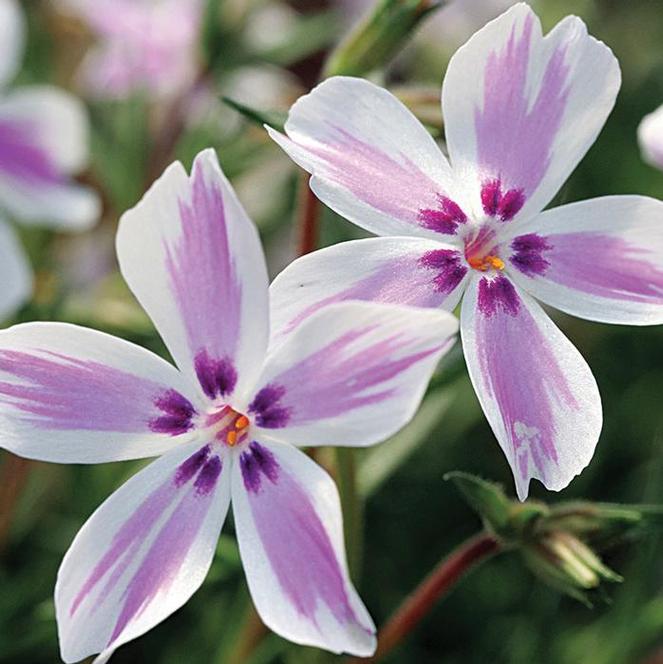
top-left (235, 415), bottom-right (249, 430)
top-left (226, 430), bottom-right (238, 446)
top-left (486, 255), bottom-right (505, 270)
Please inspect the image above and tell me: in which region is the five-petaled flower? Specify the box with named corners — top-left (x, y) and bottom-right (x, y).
top-left (0, 0), bottom-right (99, 320)
top-left (59, 0), bottom-right (203, 100)
top-left (268, 3), bottom-right (663, 500)
top-left (0, 149), bottom-right (458, 662)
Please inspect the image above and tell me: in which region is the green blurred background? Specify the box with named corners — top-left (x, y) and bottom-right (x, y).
top-left (3, 0), bottom-right (663, 662)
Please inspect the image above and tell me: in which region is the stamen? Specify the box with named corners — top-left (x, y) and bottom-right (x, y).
top-left (226, 430), bottom-right (238, 446)
top-left (468, 254), bottom-right (505, 271)
top-left (235, 415), bottom-right (249, 430)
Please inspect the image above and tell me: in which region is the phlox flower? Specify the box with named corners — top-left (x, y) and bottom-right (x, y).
top-left (0, 0), bottom-right (99, 319)
top-left (638, 103), bottom-right (663, 171)
top-left (268, 3), bottom-right (663, 499)
top-left (60, 0), bottom-right (203, 100)
top-left (0, 149), bottom-right (458, 662)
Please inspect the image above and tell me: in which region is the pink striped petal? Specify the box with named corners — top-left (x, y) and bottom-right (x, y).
top-left (267, 76), bottom-right (464, 239)
top-left (461, 274), bottom-right (601, 500)
top-left (269, 237), bottom-right (469, 341)
top-left (0, 87), bottom-right (99, 228)
top-left (232, 439), bottom-right (375, 655)
top-left (117, 149), bottom-right (269, 403)
top-left (248, 301), bottom-right (457, 448)
top-left (56, 441), bottom-right (230, 663)
top-left (0, 322), bottom-right (197, 463)
top-left (442, 4), bottom-right (620, 223)
top-left (507, 196), bottom-right (663, 324)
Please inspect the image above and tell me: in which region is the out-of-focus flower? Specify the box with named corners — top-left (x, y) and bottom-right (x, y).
top-left (638, 104), bottom-right (663, 171)
top-left (0, 149), bottom-right (458, 662)
top-left (0, 0), bottom-right (99, 320)
top-left (60, 0), bottom-right (203, 100)
top-left (269, 4), bottom-right (663, 499)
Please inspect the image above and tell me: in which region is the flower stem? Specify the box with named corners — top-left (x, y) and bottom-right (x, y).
top-left (349, 532), bottom-right (501, 663)
top-left (296, 174), bottom-right (322, 256)
top-left (336, 447), bottom-right (363, 576)
top-left (0, 453), bottom-right (34, 552)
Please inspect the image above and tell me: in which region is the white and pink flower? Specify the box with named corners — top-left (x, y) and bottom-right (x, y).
top-left (268, 3), bottom-right (663, 499)
top-left (60, 0), bottom-right (203, 100)
top-left (0, 0), bottom-right (99, 320)
top-left (0, 149), bottom-right (458, 661)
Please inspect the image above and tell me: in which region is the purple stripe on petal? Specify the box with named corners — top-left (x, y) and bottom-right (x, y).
top-left (303, 124), bottom-right (447, 226)
top-left (245, 452), bottom-right (362, 627)
top-left (475, 281), bottom-right (577, 484)
top-left (108, 487), bottom-right (213, 645)
top-left (0, 350), bottom-right (180, 434)
top-left (194, 349), bottom-right (237, 400)
top-left (166, 161), bottom-right (242, 378)
top-left (540, 233), bottom-right (663, 303)
top-left (509, 233), bottom-right (552, 277)
top-left (248, 384), bottom-right (290, 429)
top-left (418, 195), bottom-right (468, 235)
top-left (70, 445), bottom-right (223, 630)
top-left (257, 326), bottom-right (441, 426)
top-left (477, 275), bottom-right (520, 317)
top-left (150, 389), bottom-right (197, 435)
top-left (475, 15), bottom-right (570, 197)
top-left (240, 441), bottom-right (280, 493)
top-left (0, 120), bottom-right (63, 185)
top-left (420, 249), bottom-right (469, 295)
top-left (281, 251), bottom-right (465, 335)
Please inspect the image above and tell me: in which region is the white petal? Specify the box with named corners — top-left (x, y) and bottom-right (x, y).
top-left (269, 236), bottom-right (469, 342)
top-left (0, 218), bottom-right (32, 320)
top-left (460, 274), bottom-right (601, 500)
top-left (56, 441), bottom-right (231, 662)
top-left (442, 3), bottom-right (620, 223)
top-left (506, 196), bottom-right (663, 325)
top-left (0, 322), bottom-right (198, 463)
top-left (232, 439), bottom-right (375, 655)
top-left (117, 149), bottom-right (270, 405)
top-left (268, 76), bottom-right (465, 239)
top-left (0, 0), bottom-right (24, 88)
top-left (0, 86), bottom-right (99, 228)
top-left (638, 103), bottom-right (663, 171)
top-left (246, 301), bottom-right (458, 448)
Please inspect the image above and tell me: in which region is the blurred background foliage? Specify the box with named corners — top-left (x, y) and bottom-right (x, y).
top-left (3, 0), bottom-right (663, 662)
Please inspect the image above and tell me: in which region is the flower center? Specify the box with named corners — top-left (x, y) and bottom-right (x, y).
top-left (205, 405), bottom-right (251, 447)
top-left (467, 254), bottom-right (505, 272)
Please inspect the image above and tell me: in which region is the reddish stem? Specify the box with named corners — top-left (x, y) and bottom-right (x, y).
top-left (0, 454), bottom-right (34, 552)
top-left (350, 532), bottom-right (501, 663)
top-left (296, 175), bottom-right (322, 256)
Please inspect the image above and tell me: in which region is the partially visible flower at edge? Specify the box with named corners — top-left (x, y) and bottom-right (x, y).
top-left (0, 148), bottom-right (458, 662)
top-left (0, 0), bottom-right (99, 319)
top-left (58, 0), bottom-right (203, 101)
top-left (638, 103), bottom-right (663, 171)
top-left (267, 3), bottom-right (663, 500)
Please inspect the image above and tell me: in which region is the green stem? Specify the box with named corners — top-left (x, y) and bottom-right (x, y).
top-left (336, 447), bottom-right (363, 577)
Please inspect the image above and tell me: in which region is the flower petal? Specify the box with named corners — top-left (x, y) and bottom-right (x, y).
top-left (460, 274), bottom-right (601, 500)
top-left (442, 3), bottom-right (620, 223)
top-left (268, 76), bottom-right (464, 239)
top-left (0, 0), bottom-right (24, 88)
top-left (232, 439), bottom-right (375, 655)
top-left (117, 149), bottom-right (269, 403)
top-left (0, 218), bottom-right (32, 320)
top-left (507, 196), bottom-right (663, 325)
top-left (269, 237), bottom-right (469, 341)
top-left (55, 441), bottom-right (230, 663)
top-left (247, 301), bottom-right (458, 447)
top-left (638, 103), bottom-right (663, 171)
top-left (0, 322), bottom-right (198, 463)
top-left (0, 87), bottom-right (100, 228)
